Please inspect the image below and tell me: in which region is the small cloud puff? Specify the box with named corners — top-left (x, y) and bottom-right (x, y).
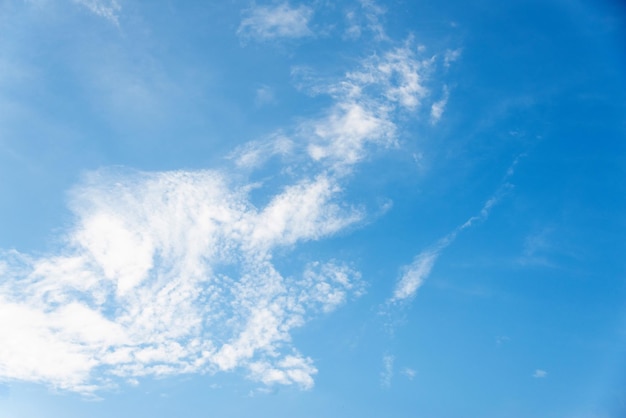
top-left (533, 369), bottom-right (548, 378)
top-left (430, 86), bottom-right (449, 124)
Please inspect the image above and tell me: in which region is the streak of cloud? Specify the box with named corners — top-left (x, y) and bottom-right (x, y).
top-left (389, 158), bottom-right (521, 304)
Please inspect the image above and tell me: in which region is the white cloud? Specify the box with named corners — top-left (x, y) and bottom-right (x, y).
top-left (0, 169), bottom-right (363, 393)
top-left (344, 42), bottom-right (432, 110)
top-left (306, 102), bottom-right (396, 168)
top-left (380, 354), bottom-right (394, 387)
top-left (238, 3), bottom-right (313, 42)
top-left (533, 369), bottom-right (547, 378)
top-left (229, 134), bottom-right (293, 170)
top-left (392, 250), bottom-right (438, 301)
top-left (390, 172), bottom-right (515, 303)
top-left (0, 34), bottom-right (448, 393)
top-left (295, 41), bottom-right (436, 171)
top-left (73, 0), bottom-right (121, 25)
top-left (430, 86), bottom-right (449, 124)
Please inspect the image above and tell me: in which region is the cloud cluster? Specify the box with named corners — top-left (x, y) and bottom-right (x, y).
top-left (0, 170), bottom-right (362, 392)
top-left (0, 29), bottom-right (445, 393)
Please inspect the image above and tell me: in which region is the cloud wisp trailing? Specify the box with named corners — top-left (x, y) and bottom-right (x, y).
top-left (0, 34), bottom-right (447, 393)
top-left (389, 163), bottom-right (519, 304)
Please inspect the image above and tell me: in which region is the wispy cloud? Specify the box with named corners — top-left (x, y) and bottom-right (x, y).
top-left (444, 48), bottom-right (462, 68)
top-left (0, 34), bottom-right (446, 393)
top-left (518, 227), bottom-right (558, 267)
top-left (238, 3), bottom-right (314, 42)
top-left (533, 369), bottom-right (548, 378)
top-left (73, 0), bottom-right (121, 25)
top-left (389, 161), bottom-right (519, 304)
top-left (229, 134), bottom-right (293, 170)
top-left (392, 249), bottom-right (438, 301)
top-left (343, 0), bottom-right (387, 41)
top-left (294, 41), bottom-right (436, 173)
top-left (430, 85), bottom-right (449, 124)
top-left (380, 354), bottom-right (394, 387)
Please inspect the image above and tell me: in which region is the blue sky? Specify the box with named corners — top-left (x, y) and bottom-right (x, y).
top-left (0, 0), bottom-right (625, 416)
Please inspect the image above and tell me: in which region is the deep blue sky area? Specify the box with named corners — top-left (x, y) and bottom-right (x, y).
top-left (0, 1), bottom-right (625, 417)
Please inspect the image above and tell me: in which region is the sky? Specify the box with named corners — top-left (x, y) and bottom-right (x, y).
top-left (0, 0), bottom-right (625, 417)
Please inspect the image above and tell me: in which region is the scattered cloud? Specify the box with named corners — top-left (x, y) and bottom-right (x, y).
top-left (0, 170), bottom-right (363, 393)
top-left (238, 3), bottom-right (314, 42)
top-left (304, 42), bottom-right (435, 172)
top-left (430, 85), bottom-right (449, 124)
top-left (380, 354), bottom-right (394, 387)
top-left (73, 0), bottom-right (121, 25)
top-left (343, 0), bottom-right (387, 41)
top-left (533, 369), bottom-right (548, 378)
top-left (305, 102), bottom-right (396, 169)
top-left (0, 34), bottom-right (447, 393)
top-left (444, 48), bottom-right (462, 68)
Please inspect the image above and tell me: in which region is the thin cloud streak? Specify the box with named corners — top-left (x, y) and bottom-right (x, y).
top-left (389, 160), bottom-right (520, 303)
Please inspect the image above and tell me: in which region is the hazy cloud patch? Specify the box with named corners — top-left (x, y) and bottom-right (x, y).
top-left (238, 3), bottom-right (314, 42)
